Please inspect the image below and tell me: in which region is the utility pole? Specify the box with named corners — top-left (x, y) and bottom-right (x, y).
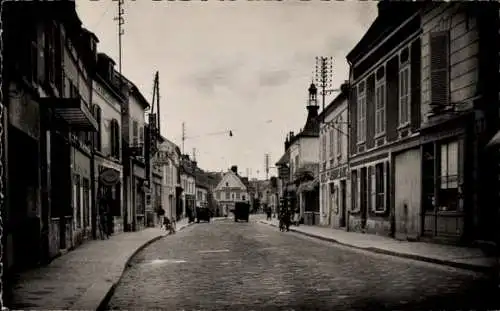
top-left (265, 153), bottom-right (270, 181)
top-left (315, 56), bottom-right (334, 122)
top-left (181, 122), bottom-right (186, 155)
top-left (114, 0), bottom-right (125, 74)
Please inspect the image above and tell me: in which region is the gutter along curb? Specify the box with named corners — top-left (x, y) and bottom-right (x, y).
top-left (258, 220), bottom-right (494, 274)
top-left (76, 221), bottom-right (196, 311)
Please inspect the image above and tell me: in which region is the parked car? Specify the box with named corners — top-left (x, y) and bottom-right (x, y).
top-left (196, 206), bottom-right (211, 223)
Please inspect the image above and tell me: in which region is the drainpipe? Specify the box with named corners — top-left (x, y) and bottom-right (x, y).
top-left (90, 148), bottom-right (96, 239)
top-left (346, 59), bottom-right (353, 232)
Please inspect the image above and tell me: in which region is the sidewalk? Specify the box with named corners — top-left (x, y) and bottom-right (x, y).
top-left (257, 216), bottom-right (497, 273)
top-left (6, 218), bottom-right (193, 310)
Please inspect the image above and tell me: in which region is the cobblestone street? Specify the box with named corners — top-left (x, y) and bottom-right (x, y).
top-left (106, 219), bottom-right (497, 311)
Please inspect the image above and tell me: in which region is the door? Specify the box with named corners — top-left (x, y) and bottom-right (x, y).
top-left (51, 132), bottom-right (70, 250)
top-left (8, 126), bottom-right (40, 269)
top-left (340, 180), bottom-right (347, 227)
top-left (394, 148), bottom-right (422, 240)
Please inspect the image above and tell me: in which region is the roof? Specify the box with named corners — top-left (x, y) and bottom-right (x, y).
top-left (317, 86), bottom-right (349, 121)
top-left (114, 71), bottom-right (150, 109)
top-left (276, 150), bottom-right (290, 166)
top-left (346, 2), bottom-right (421, 64)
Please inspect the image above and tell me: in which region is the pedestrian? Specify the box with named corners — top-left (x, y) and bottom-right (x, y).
top-left (293, 207), bottom-right (300, 226)
top-left (157, 206), bottom-right (166, 229)
top-left (266, 206), bottom-right (272, 221)
top-left (98, 196), bottom-right (110, 239)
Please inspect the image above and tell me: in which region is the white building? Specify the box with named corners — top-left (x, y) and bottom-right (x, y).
top-left (180, 155), bottom-right (196, 218)
top-left (286, 83), bottom-right (320, 225)
top-left (318, 83), bottom-right (350, 228)
top-left (91, 53), bottom-right (125, 234)
top-left (214, 166), bottom-right (249, 216)
top-left (155, 138), bottom-right (180, 220)
top-left (118, 73), bottom-right (149, 231)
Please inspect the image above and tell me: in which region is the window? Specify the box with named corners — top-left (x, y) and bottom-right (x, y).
top-left (357, 82), bottom-right (366, 143)
top-left (93, 105), bottom-right (102, 152)
top-left (375, 163), bottom-right (386, 212)
top-left (132, 120), bottom-right (139, 145)
top-left (321, 135), bottom-right (327, 163)
top-left (225, 191), bottom-right (230, 200)
top-left (439, 141), bottom-right (459, 211)
top-left (351, 170), bottom-right (358, 210)
top-left (216, 192), bottom-right (221, 199)
top-left (295, 155), bottom-right (299, 173)
top-left (336, 117), bottom-right (342, 158)
top-left (242, 195), bottom-right (246, 201)
top-left (329, 129), bottom-right (334, 158)
top-left (399, 66), bottom-right (411, 126)
top-left (430, 31), bottom-right (450, 109)
top-left (45, 22), bottom-right (57, 84)
top-left (375, 81), bottom-right (386, 135)
top-left (110, 119), bottom-right (120, 159)
top-left (236, 192), bottom-right (241, 200)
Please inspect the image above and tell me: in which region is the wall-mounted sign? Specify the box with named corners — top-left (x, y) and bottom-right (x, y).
top-left (99, 168), bottom-right (120, 186)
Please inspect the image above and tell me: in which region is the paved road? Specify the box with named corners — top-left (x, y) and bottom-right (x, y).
top-left (106, 219), bottom-right (498, 310)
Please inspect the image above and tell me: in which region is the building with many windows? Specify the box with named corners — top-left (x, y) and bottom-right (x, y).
top-left (346, 1), bottom-right (500, 245)
top-left (318, 83), bottom-right (350, 229)
top-left (214, 166), bottom-right (249, 217)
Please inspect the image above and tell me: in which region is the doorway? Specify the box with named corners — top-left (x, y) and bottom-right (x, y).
top-left (8, 126), bottom-right (40, 270)
top-left (340, 180), bottom-right (347, 228)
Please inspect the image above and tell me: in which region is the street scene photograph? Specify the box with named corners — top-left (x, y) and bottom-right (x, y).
top-left (1, 0), bottom-right (500, 310)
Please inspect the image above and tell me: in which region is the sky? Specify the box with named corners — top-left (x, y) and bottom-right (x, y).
top-left (76, 0), bottom-right (377, 179)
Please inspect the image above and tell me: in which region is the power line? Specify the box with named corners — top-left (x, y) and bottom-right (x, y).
top-left (92, 1), bottom-right (113, 30)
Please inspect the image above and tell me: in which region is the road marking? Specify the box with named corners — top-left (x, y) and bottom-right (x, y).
top-left (149, 259), bottom-right (187, 264)
top-left (198, 249), bottom-right (230, 253)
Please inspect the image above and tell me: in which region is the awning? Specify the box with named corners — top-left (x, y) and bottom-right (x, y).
top-left (298, 178), bottom-right (319, 193)
top-left (42, 97), bottom-right (98, 132)
top-left (487, 130), bottom-right (500, 148)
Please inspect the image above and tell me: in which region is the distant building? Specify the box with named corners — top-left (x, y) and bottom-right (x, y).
top-left (214, 166), bottom-right (249, 216)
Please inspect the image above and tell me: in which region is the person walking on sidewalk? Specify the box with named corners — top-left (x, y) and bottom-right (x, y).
top-left (98, 196), bottom-right (110, 239)
top-left (157, 206), bottom-right (166, 229)
top-left (266, 206), bottom-right (272, 221)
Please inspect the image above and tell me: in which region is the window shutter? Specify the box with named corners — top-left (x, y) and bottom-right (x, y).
top-left (384, 161), bottom-right (390, 212)
top-left (369, 166), bottom-right (376, 212)
top-left (430, 31), bottom-right (450, 108)
top-left (37, 26), bottom-right (46, 84)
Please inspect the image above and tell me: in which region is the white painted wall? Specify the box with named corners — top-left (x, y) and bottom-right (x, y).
top-left (93, 79), bottom-right (122, 157)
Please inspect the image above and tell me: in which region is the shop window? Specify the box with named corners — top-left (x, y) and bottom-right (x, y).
top-left (439, 141), bottom-right (459, 211)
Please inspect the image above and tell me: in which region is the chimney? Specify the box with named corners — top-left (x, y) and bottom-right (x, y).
top-left (284, 135), bottom-right (290, 151)
top-left (290, 131), bottom-right (294, 140)
top-left (306, 104), bottom-right (319, 118)
top-left (231, 165), bottom-right (238, 174)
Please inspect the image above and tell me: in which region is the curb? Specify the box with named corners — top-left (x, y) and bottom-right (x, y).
top-left (258, 220), bottom-right (494, 274)
top-left (96, 221), bottom-right (195, 311)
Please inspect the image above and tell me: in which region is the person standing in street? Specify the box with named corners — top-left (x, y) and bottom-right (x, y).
top-left (98, 196), bottom-right (110, 239)
top-left (157, 206), bottom-right (166, 229)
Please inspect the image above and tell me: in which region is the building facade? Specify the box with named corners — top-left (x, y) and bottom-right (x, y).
top-left (318, 83), bottom-right (350, 229)
top-left (92, 53), bottom-right (124, 236)
top-left (3, 1), bottom-right (99, 270)
top-left (214, 166), bottom-right (249, 216)
top-left (286, 84), bottom-right (320, 225)
top-left (180, 155), bottom-right (196, 219)
top-left (156, 138), bottom-right (180, 221)
top-left (196, 185), bottom-right (208, 209)
top-left (118, 74), bottom-right (149, 232)
top-left (346, 1), bottom-right (500, 245)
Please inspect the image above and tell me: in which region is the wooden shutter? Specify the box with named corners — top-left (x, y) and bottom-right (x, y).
top-left (430, 31), bottom-right (450, 108)
top-left (384, 161), bottom-right (390, 212)
top-left (369, 166), bottom-right (375, 212)
top-left (37, 25), bottom-right (46, 84)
